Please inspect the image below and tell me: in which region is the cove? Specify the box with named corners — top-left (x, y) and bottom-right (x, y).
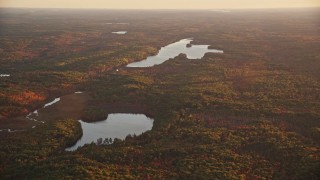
top-left (66, 113), bottom-right (154, 151)
top-left (25, 91), bottom-right (87, 129)
top-left (126, 38), bottom-right (223, 67)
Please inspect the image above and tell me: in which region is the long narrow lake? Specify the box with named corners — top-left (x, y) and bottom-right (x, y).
top-left (66, 113), bottom-right (154, 151)
top-left (126, 38), bottom-right (223, 67)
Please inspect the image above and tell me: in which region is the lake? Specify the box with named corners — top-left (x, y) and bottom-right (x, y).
top-left (65, 113), bottom-right (154, 151)
top-left (126, 38), bottom-right (223, 67)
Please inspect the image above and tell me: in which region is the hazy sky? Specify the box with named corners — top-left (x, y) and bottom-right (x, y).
top-left (1, 0), bottom-right (320, 9)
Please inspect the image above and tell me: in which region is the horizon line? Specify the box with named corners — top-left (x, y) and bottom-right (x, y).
top-left (1, 6), bottom-right (319, 10)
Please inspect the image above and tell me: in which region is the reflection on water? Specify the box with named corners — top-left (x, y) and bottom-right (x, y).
top-left (126, 38), bottom-right (223, 67)
top-left (65, 113), bottom-right (154, 151)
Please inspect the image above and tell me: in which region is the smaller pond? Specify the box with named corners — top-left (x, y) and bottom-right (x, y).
top-left (65, 113), bottom-right (154, 151)
top-left (126, 38), bottom-right (223, 67)
top-left (0, 74), bottom-right (10, 77)
top-left (112, 31), bottom-right (127, 35)
top-left (0, 129), bottom-right (24, 133)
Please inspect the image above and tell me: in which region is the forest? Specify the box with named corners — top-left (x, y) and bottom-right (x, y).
top-left (0, 8), bottom-right (319, 179)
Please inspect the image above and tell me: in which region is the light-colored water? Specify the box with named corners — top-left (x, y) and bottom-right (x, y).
top-left (112, 31), bottom-right (127, 35)
top-left (0, 74), bottom-right (10, 77)
top-left (3, 91), bottom-right (87, 132)
top-left (126, 38), bottom-right (223, 67)
top-left (0, 129), bottom-right (24, 133)
top-left (26, 92), bottom-right (83, 130)
top-left (43, 98), bottom-right (60, 108)
top-left (65, 113), bottom-right (154, 151)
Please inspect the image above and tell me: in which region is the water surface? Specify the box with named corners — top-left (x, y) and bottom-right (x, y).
top-left (26, 92), bottom-right (87, 129)
top-left (66, 113), bottom-right (154, 151)
top-left (126, 38), bottom-right (223, 67)
top-left (43, 98), bottom-right (61, 108)
top-left (0, 74), bottom-right (10, 77)
top-left (112, 31), bottom-right (127, 34)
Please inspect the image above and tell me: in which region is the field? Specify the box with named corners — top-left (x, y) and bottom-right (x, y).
top-left (0, 8), bottom-right (319, 179)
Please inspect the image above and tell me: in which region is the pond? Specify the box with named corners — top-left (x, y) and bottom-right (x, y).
top-left (112, 31), bottom-right (127, 34)
top-left (0, 74), bottom-right (10, 77)
top-left (65, 113), bottom-right (154, 151)
top-left (126, 38), bottom-right (223, 67)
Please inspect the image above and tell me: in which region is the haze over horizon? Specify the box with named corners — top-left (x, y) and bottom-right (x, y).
top-left (1, 0), bottom-right (320, 9)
